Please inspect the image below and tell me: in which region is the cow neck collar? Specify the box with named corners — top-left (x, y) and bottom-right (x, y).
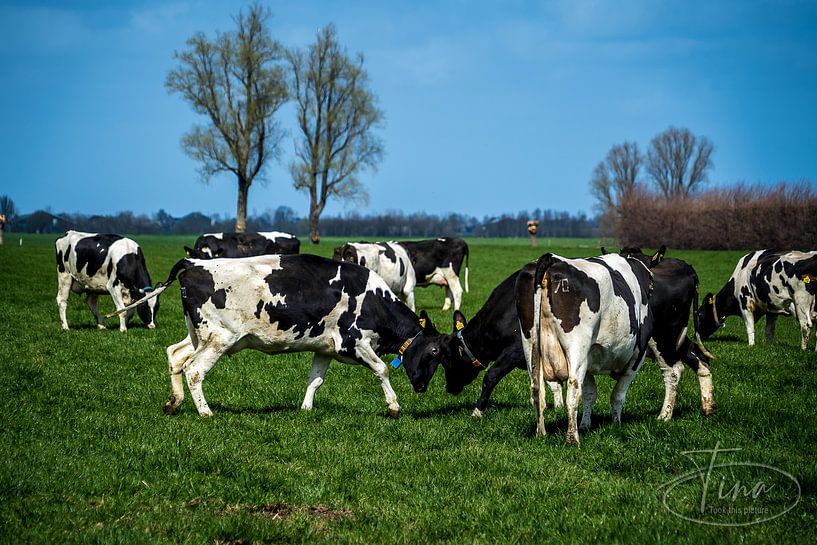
top-left (456, 329), bottom-right (484, 369)
top-left (398, 329), bottom-right (424, 357)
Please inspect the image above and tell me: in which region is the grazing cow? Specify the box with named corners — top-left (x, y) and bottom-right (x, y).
top-left (438, 247), bottom-right (713, 421)
top-left (400, 237), bottom-right (470, 311)
top-left (55, 230), bottom-right (159, 332)
top-left (185, 231), bottom-right (300, 259)
top-left (697, 249), bottom-right (817, 350)
top-left (617, 247), bottom-right (715, 420)
top-left (515, 253), bottom-right (653, 445)
top-left (436, 271), bottom-right (564, 418)
top-left (152, 254), bottom-right (444, 417)
top-left (333, 242), bottom-right (417, 310)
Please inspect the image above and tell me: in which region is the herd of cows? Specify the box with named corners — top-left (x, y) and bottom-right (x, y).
top-left (55, 230), bottom-right (817, 445)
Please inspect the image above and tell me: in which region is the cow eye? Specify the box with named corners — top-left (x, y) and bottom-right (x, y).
top-left (430, 346), bottom-right (439, 357)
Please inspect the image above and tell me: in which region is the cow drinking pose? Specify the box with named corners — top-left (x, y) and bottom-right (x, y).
top-left (55, 230), bottom-right (160, 331)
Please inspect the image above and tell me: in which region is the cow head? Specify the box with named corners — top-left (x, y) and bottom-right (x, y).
top-left (399, 310), bottom-right (444, 393)
top-left (435, 310), bottom-right (484, 395)
top-left (136, 287), bottom-right (160, 329)
top-left (184, 245), bottom-right (209, 259)
top-left (696, 292), bottom-right (724, 340)
top-left (619, 245), bottom-right (666, 267)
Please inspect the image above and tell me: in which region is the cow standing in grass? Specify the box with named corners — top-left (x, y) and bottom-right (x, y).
top-left (154, 254), bottom-right (444, 417)
top-left (515, 253), bottom-right (653, 445)
top-left (400, 237), bottom-right (470, 311)
top-left (698, 250), bottom-right (817, 350)
top-left (55, 230), bottom-right (159, 332)
top-left (185, 231), bottom-right (300, 259)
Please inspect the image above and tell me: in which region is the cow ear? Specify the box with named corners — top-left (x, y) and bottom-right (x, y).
top-left (419, 310), bottom-right (437, 333)
top-left (453, 310), bottom-right (467, 333)
top-left (184, 246), bottom-right (194, 257)
top-left (703, 292), bottom-right (714, 305)
top-left (651, 245), bottom-right (667, 266)
top-left (600, 246), bottom-right (608, 255)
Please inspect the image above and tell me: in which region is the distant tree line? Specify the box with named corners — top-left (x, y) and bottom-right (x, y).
top-left (3, 201), bottom-right (598, 239)
top-left (617, 182), bottom-right (817, 250)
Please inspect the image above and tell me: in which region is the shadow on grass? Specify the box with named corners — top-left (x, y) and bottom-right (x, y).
top-left (209, 402), bottom-right (296, 415)
top-left (409, 400), bottom-right (523, 419)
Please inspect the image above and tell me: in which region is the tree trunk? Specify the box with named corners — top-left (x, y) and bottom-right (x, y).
top-left (236, 180), bottom-right (249, 233)
top-left (309, 208), bottom-right (321, 244)
top-left (0, 225), bottom-right (4, 246)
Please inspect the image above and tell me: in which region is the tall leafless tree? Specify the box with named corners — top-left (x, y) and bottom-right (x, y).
top-left (288, 24), bottom-right (384, 244)
top-left (589, 142), bottom-right (642, 234)
top-left (166, 4), bottom-right (288, 232)
top-left (646, 126), bottom-right (714, 198)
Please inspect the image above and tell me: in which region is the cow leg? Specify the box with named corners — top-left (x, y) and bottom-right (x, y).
top-left (442, 272), bottom-right (464, 311)
top-left (741, 308), bottom-right (757, 345)
top-left (301, 354), bottom-right (331, 410)
top-left (356, 344), bottom-right (400, 418)
top-left (764, 314), bottom-right (779, 344)
top-left (695, 364), bottom-right (716, 416)
top-left (404, 290), bottom-right (416, 312)
top-left (108, 288), bottom-right (129, 332)
top-left (652, 339), bottom-right (683, 421)
top-left (86, 294), bottom-right (107, 330)
top-left (472, 354), bottom-right (516, 417)
top-left (164, 335), bottom-right (195, 414)
top-left (548, 381), bottom-right (564, 409)
top-left (56, 272), bottom-right (73, 330)
top-left (610, 355), bottom-right (644, 424)
top-left (184, 342), bottom-right (228, 417)
top-left (565, 374), bottom-right (583, 446)
top-left (792, 297), bottom-right (814, 350)
top-left (580, 374), bottom-right (597, 430)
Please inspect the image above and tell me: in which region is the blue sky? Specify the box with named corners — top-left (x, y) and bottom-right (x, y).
top-left (1, 0), bottom-right (816, 220)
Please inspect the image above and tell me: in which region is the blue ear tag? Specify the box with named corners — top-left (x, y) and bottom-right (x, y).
top-left (391, 356), bottom-right (402, 369)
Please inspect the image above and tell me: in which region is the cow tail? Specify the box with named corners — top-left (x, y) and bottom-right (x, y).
top-left (159, 258), bottom-right (192, 289)
top-left (535, 254), bottom-right (569, 383)
top-left (103, 259), bottom-right (192, 318)
top-left (464, 245), bottom-right (470, 293)
top-left (691, 273), bottom-right (715, 361)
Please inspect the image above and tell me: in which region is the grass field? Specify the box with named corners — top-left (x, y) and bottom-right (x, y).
top-left (1, 234), bottom-right (815, 544)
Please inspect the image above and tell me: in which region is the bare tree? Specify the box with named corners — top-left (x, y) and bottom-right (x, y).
top-left (589, 142), bottom-right (642, 233)
top-left (166, 4), bottom-right (288, 232)
top-left (288, 24), bottom-right (384, 244)
top-left (646, 126), bottom-right (714, 198)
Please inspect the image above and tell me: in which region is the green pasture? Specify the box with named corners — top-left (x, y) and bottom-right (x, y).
top-left (1, 235), bottom-right (815, 544)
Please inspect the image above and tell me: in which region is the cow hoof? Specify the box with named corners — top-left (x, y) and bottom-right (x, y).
top-left (565, 435), bottom-right (580, 447)
top-left (657, 411), bottom-right (672, 422)
top-left (96, 324), bottom-right (106, 330)
top-left (702, 403), bottom-right (716, 416)
top-left (471, 408), bottom-right (483, 418)
top-left (198, 409), bottom-right (213, 417)
top-left (148, 323), bottom-right (156, 330)
top-left (387, 408), bottom-right (400, 419)
top-left (163, 403), bottom-right (180, 415)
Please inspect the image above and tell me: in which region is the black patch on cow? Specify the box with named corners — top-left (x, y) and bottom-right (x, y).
top-left (774, 261), bottom-right (783, 273)
top-left (254, 300), bottom-right (264, 319)
top-left (64, 244), bottom-right (71, 263)
top-left (772, 284), bottom-right (780, 295)
top-left (211, 288), bottom-right (227, 309)
top-left (178, 264), bottom-right (223, 327)
top-left (546, 259), bottom-right (601, 334)
top-left (750, 253), bottom-right (781, 306)
top-left (399, 258), bottom-right (405, 277)
top-left (377, 243), bottom-right (397, 263)
top-left (106, 260), bottom-right (113, 277)
top-left (741, 253), bottom-right (754, 269)
top-left (193, 232), bottom-right (300, 258)
top-left (115, 248), bottom-right (152, 294)
top-left (56, 249), bottom-right (65, 273)
top-left (588, 257), bottom-right (638, 335)
top-left (359, 256), bottom-right (366, 268)
top-left (75, 234), bottom-right (123, 277)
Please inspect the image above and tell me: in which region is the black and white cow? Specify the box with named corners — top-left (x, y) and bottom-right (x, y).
top-left (333, 242), bottom-right (417, 310)
top-left (437, 247), bottom-right (713, 422)
top-left (515, 253), bottom-right (653, 445)
top-left (154, 254), bottom-right (444, 417)
top-left (185, 231), bottom-right (300, 259)
top-left (617, 247), bottom-right (715, 420)
top-left (697, 249), bottom-right (817, 350)
top-left (400, 238), bottom-right (470, 311)
top-left (55, 230), bottom-right (159, 332)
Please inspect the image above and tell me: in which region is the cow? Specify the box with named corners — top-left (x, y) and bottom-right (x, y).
top-left (333, 242), bottom-right (417, 310)
top-left (185, 231), bottom-right (300, 259)
top-left (399, 237), bottom-right (470, 311)
top-left (55, 230), bottom-right (159, 332)
top-left (697, 249), bottom-right (817, 350)
top-left (140, 254), bottom-right (445, 417)
top-left (437, 247), bottom-right (713, 422)
top-left (515, 252), bottom-right (653, 445)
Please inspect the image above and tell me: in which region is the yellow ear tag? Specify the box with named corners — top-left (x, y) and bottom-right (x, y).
top-left (456, 321), bottom-right (465, 331)
top-left (708, 296), bottom-right (715, 304)
top-left (804, 276), bottom-right (811, 284)
top-left (419, 318), bottom-right (427, 328)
